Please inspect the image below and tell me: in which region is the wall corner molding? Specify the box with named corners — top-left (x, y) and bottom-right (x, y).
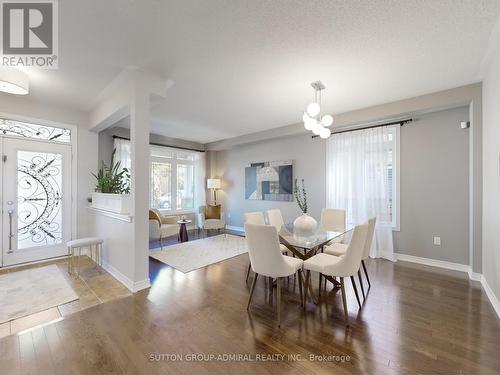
top-left (101, 259), bottom-right (150, 293)
top-left (132, 279), bottom-right (151, 292)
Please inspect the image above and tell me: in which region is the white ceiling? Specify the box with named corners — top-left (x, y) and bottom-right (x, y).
top-left (5, 0), bottom-right (500, 143)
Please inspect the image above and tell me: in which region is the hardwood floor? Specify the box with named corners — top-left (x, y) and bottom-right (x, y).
top-left (1, 231), bottom-right (499, 374)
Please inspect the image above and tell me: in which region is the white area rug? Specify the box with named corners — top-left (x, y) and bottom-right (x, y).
top-left (150, 234), bottom-right (248, 273)
top-left (0, 264), bottom-right (78, 324)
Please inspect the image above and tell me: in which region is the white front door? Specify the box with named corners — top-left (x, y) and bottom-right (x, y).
top-left (1, 137), bottom-right (72, 266)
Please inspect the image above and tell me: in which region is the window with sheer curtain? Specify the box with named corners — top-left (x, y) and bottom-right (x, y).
top-left (112, 139), bottom-right (206, 212)
top-left (326, 125), bottom-right (399, 260)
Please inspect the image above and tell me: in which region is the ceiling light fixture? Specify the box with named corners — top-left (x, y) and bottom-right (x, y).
top-left (303, 81), bottom-right (332, 139)
top-left (0, 69), bottom-right (29, 95)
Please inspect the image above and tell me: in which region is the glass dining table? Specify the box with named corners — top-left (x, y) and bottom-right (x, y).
top-left (278, 224), bottom-right (353, 260)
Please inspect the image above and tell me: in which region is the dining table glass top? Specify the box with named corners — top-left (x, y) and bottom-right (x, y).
top-left (279, 224), bottom-right (353, 250)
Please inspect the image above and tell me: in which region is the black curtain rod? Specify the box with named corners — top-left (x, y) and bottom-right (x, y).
top-left (112, 135), bottom-right (205, 153)
top-left (312, 118), bottom-right (413, 138)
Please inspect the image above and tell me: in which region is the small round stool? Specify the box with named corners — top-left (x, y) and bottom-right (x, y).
top-left (66, 237), bottom-right (104, 277)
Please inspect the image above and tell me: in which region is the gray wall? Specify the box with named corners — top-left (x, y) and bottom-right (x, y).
top-left (394, 107), bottom-right (470, 264)
top-left (212, 107), bottom-right (471, 265)
top-left (213, 134), bottom-right (326, 228)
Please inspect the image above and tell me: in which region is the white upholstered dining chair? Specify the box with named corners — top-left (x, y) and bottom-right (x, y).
top-left (303, 222), bottom-right (368, 324)
top-left (244, 211), bottom-right (266, 282)
top-left (266, 209), bottom-right (290, 255)
top-left (243, 211), bottom-right (265, 225)
top-left (244, 211), bottom-right (288, 282)
top-left (245, 223), bottom-right (304, 327)
top-left (320, 208), bottom-right (346, 244)
top-left (324, 217), bottom-right (376, 298)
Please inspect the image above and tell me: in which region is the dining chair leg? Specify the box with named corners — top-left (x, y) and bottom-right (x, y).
top-left (350, 275), bottom-right (362, 309)
top-left (362, 260), bottom-right (371, 289)
top-left (340, 277), bottom-right (348, 324)
top-left (245, 263), bottom-right (251, 283)
top-left (307, 271), bottom-right (315, 304)
top-left (76, 248), bottom-right (81, 278)
top-left (93, 245), bottom-right (98, 269)
top-left (303, 270), bottom-right (310, 309)
top-left (297, 270), bottom-right (304, 307)
top-left (277, 277), bottom-right (281, 327)
top-left (358, 269), bottom-right (365, 299)
top-left (318, 273), bottom-right (322, 299)
top-left (269, 277), bottom-right (273, 297)
top-left (247, 273), bottom-right (258, 310)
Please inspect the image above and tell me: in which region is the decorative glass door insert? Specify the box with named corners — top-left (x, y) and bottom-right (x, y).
top-left (17, 150), bottom-right (63, 249)
top-left (2, 138), bottom-right (71, 266)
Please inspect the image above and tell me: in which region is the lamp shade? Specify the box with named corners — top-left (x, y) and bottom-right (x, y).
top-left (207, 178), bottom-right (221, 189)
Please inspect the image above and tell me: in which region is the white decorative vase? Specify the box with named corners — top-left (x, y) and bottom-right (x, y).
top-left (293, 213), bottom-right (318, 238)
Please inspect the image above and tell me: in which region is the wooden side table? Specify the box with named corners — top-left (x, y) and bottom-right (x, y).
top-left (177, 219), bottom-right (192, 242)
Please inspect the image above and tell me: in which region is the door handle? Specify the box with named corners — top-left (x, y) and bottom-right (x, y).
top-left (7, 209), bottom-right (14, 253)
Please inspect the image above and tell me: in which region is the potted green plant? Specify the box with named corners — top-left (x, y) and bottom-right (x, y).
top-left (91, 149), bottom-right (132, 214)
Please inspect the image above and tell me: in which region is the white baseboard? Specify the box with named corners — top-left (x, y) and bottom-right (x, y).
top-left (226, 225), bottom-right (244, 232)
top-left (468, 269), bottom-right (482, 281)
top-left (132, 278), bottom-right (151, 292)
top-left (396, 252), bottom-right (500, 319)
top-left (101, 260), bottom-right (150, 293)
top-left (396, 253), bottom-right (470, 273)
top-left (481, 276), bottom-right (500, 319)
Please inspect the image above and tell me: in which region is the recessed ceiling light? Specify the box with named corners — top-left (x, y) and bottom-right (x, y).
top-left (0, 69), bottom-right (29, 95)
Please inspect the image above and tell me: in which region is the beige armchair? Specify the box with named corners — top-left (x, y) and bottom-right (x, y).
top-left (149, 209), bottom-right (179, 249)
top-left (198, 205), bottom-right (226, 236)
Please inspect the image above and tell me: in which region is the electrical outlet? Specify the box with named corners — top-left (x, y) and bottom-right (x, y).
top-left (433, 236), bottom-right (441, 246)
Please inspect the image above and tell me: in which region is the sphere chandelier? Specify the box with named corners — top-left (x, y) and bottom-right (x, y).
top-left (303, 81), bottom-right (332, 139)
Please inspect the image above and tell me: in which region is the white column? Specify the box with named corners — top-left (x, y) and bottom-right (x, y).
top-left (130, 84), bottom-right (150, 289)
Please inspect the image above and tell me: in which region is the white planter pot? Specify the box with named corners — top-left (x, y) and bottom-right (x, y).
top-left (293, 213), bottom-right (318, 238)
top-left (91, 193), bottom-right (131, 214)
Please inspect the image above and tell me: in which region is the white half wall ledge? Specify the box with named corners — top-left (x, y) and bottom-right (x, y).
top-left (101, 259), bottom-right (151, 293)
top-left (396, 253), bottom-right (500, 319)
top-left (87, 206), bottom-right (133, 222)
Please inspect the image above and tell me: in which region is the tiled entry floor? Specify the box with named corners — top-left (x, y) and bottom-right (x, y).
top-left (0, 256), bottom-right (131, 338)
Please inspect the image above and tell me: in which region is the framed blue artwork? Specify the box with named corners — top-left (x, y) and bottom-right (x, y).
top-left (245, 160), bottom-right (293, 201)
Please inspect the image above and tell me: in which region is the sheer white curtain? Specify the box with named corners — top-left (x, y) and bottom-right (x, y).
top-left (326, 126), bottom-right (395, 261)
top-left (113, 138), bottom-right (131, 172)
top-left (194, 152), bottom-right (206, 209)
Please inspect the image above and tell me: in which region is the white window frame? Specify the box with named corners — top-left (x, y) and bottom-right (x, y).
top-left (149, 146), bottom-right (196, 214)
top-left (388, 125), bottom-right (401, 231)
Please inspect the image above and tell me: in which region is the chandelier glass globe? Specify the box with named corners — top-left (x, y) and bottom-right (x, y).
top-left (319, 127), bottom-right (331, 139)
top-left (312, 123), bottom-right (323, 135)
top-left (304, 116), bottom-right (316, 131)
top-left (321, 114), bottom-right (333, 127)
top-left (306, 102), bottom-right (320, 117)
